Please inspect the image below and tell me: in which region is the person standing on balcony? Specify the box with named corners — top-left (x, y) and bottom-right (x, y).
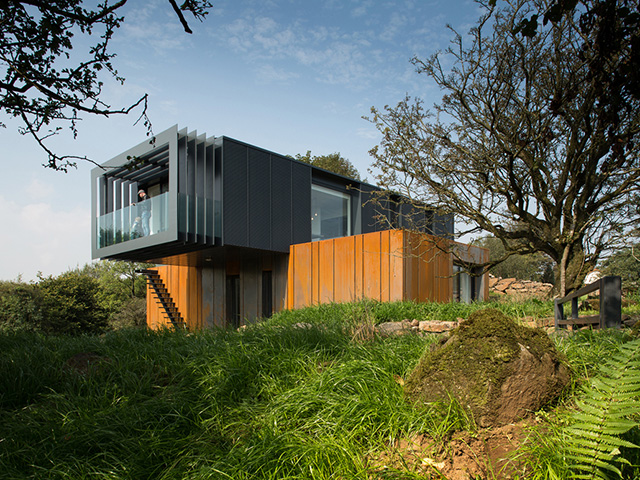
top-left (137, 189), bottom-right (151, 236)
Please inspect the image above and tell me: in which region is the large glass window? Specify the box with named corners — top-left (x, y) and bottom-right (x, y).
top-left (311, 185), bottom-right (351, 241)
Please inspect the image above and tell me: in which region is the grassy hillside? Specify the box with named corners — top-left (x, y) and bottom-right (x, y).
top-left (0, 300), bottom-right (638, 479)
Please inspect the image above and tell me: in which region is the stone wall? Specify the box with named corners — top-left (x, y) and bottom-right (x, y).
top-left (489, 275), bottom-right (554, 299)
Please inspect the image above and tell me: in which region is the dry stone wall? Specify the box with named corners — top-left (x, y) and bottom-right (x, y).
top-left (489, 275), bottom-right (553, 299)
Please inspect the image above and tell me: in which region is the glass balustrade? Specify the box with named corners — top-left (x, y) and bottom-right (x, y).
top-left (97, 192), bottom-right (170, 248)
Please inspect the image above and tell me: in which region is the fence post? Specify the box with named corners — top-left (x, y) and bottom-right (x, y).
top-left (599, 275), bottom-right (621, 329)
top-left (554, 298), bottom-right (565, 329)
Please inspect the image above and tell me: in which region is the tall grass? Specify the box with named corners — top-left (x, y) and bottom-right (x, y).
top-left (0, 300), bottom-right (637, 479)
top-left (0, 308), bottom-right (440, 479)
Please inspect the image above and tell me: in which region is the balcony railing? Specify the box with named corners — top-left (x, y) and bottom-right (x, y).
top-left (97, 192), bottom-right (169, 248)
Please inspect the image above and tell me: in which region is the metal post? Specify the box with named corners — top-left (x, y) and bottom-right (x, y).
top-left (571, 296), bottom-right (579, 320)
top-left (599, 275), bottom-right (622, 329)
top-left (554, 298), bottom-right (565, 329)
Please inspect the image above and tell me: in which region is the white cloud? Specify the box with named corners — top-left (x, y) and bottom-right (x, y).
top-left (356, 126), bottom-right (381, 140)
top-left (25, 178), bottom-right (55, 202)
top-left (0, 195), bottom-right (90, 281)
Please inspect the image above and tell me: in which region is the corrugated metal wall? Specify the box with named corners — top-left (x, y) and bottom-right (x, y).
top-left (287, 230), bottom-right (489, 309)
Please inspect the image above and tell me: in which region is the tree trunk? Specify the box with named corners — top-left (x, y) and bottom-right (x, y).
top-left (556, 243), bottom-right (592, 296)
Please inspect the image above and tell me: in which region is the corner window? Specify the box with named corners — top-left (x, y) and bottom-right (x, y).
top-left (311, 184), bottom-right (351, 241)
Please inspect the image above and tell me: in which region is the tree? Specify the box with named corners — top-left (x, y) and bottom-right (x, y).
top-left (600, 245), bottom-right (640, 294)
top-left (0, 0), bottom-right (212, 171)
top-left (81, 260), bottom-right (152, 328)
top-left (367, 0), bottom-right (640, 295)
top-left (293, 151), bottom-right (361, 180)
top-left (475, 235), bottom-right (555, 284)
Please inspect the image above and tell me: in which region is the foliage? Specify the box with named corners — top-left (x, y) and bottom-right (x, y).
top-left (0, 261), bottom-right (149, 333)
top-left (367, 0), bottom-right (640, 296)
top-left (109, 297), bottom-right (147, 330)
top-left (510, 0), bottom-right (640, 112)
top-left (293, 150), bottom-right (361, 180)
top-left (0, 280), bottom-right (41, 332)
top-left (600, 245), bottom-right (640, 294)
top-left (0, 302), bottom-right (639, 478)
top-left (0, 0), bottom-right (212, 170)
top-left (563, 338), bottom-right (640, 479)
top-left (80, 260), bottom-right (151, 327)
top-left (475, 235), bottom-right (556, 283)
top-left (37, 271), bottom-right (108, 334)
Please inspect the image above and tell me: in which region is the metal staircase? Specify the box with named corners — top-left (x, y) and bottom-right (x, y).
top-left (138, 269), bottom-right (186, 329)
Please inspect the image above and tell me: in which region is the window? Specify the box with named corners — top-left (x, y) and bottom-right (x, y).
top-left (453, 265), bottom-right (482, 303)
top-left (311, 184), bottom-right (351, 241)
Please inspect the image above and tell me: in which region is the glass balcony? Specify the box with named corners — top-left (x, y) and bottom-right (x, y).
top-left (97, 192), bottom-right (170, 248)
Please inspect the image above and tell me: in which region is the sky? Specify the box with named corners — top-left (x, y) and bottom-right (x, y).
top-left (0, 0), bottom-right (483, 282)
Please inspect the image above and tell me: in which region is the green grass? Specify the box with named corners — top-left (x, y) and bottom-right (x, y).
top-left (0, 300), bottom-right (638, 479)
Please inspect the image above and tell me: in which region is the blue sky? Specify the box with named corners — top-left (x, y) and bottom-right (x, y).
top-left (0, 0), bottom-right (482, 281)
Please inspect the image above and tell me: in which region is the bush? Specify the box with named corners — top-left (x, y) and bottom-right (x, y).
top-left (0, 281), bottom-right (41, 332)
top-left (109, 297), bottom-right (147, 330)
top-left (38, 272), bottom-right (108, 335)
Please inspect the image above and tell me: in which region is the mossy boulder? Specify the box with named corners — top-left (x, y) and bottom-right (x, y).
top-left (404, 308), bottom-right (570, 427)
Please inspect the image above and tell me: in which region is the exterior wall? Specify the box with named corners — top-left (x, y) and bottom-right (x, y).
top-left (147, 265), bottom-right (203, 330)
top-left (287, 230), bottom-right (489, 309)
top-left (221, 138), bottom-right (313, 252)
top-left (93, 127), bottom-right (452, 263)
top-left (147, 253), bottom-right (288, 330)
top-left (146, 230), bottom-right (489, 330)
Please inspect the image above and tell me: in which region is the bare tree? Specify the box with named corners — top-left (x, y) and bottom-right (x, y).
top-left (0, 0), bottom-right (212, 171)
top-left (366, 0), bottom-right (640, 295)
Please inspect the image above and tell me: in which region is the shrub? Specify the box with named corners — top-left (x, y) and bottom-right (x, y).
top-left (109, 297), bottom-right (147, 330)
top-left (0, 280), bottom-right (42, 332)
top-left (38, 272), bottom-right (108, 335)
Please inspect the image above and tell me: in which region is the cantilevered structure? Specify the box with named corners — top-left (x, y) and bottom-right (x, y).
top-left (92, 125), bottom-right (488, 329)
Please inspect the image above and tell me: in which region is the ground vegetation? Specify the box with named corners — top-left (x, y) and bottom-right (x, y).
top-left (0, 300), bottom-right (639, 478)
top-left (0, 260), bottom-right (151, 333)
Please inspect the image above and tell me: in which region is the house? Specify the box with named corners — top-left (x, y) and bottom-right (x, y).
top-left (91, 125), bottom-right (489, 329)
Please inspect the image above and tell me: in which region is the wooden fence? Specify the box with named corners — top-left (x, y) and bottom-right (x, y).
top-left (554, 275), bottom-right (621, 329)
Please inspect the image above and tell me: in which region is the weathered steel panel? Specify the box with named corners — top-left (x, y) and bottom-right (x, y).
top-left (363, 232), bottom-right (382, 300)
top-left (334, 236), bottom-right (355, 303)
top-left (318, 240), bottom-right (334, 303)
top-left (292, 243), bottom-right (312, 309)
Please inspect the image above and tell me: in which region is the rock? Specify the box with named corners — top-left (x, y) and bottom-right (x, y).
top-left (376, 322), bottom-right (410, 336)
top-left (419, 320), bottom-right (458, 333)
top-left (489, 275), bottom-right (553, 299)
top-left (493, 278), bottom-right (517, 292)
top-left (403, 309), bottom-right (570, 427)
top-left (292, 322), bottom-right (314, 329)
